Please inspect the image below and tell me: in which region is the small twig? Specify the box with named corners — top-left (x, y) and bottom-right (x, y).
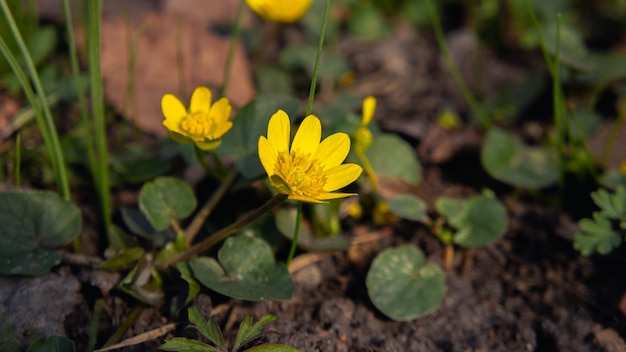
top-left (94, 323), bottom-right (176, 352)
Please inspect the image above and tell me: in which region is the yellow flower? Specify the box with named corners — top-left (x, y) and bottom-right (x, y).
top-left (246, 0), bottom-right (313, 23)
top-left (258, 110), bottom-right (363, 203)
top-left (161, 87), bottom-right (233, 151)
top-left (621, 161), bottom-right (626, 175)
top-left (354, 96), bottom-right (376, 151)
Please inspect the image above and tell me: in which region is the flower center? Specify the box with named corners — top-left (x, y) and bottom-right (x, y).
top-left (274, 149), bottom-right (326, 197)
top-left (180, 112), bottom-right (214, 138)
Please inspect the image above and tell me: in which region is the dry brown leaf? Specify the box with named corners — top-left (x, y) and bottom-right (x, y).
top-left (587, 120), bottom-right (626, 170)
top-left (101, 12), bottom-right (255, 136)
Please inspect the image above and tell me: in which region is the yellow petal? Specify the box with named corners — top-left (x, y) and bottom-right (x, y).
top-left (258, 136), bottom-right (278, 178)
top-left (315, 132), bottom-right (350, 171)
top-left (210, 97), bottom-right (232, 125)
top-left (190, 86), bottom-right (212, 113)
top-left (162, 94), bottom-right (187, 134)
top-left (288, 193), bottom-right (327, 204)
top-left (362, 96), bottom-right (376, 126)
top-left (316, 192), bottom-right (358, 200)
top-left (267, 110), bottom-right (291, 154)
top-left (291, 114), bottom-right (321, 156)
top-left (323, 163), bottom-right (363, 192)
top-left (213, 121), bottom-right (233, 139)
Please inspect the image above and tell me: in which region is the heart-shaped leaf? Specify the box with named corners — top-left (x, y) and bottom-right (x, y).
top-left (436, 191), bottom-right (508, 248)
top-left (388, 194), bottom-right (428, 222)
top-left (365, 133), bottom-right (422, 186)
top-left (0, 190), bottom-right (81, 276)
top-left (139, 177), bottom-right (197, 231)
top-left (190, 235), bottom-right (293, 301)
top-left (481, 127), bottom-right (559, 189)
top-left (366, 245), bottom-right (446, 321)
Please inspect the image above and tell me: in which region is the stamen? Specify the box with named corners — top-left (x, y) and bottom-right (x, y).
top-left (274, 149), bottom-right (326, 198)
top-left (180, 112), bottom-right (214, 138)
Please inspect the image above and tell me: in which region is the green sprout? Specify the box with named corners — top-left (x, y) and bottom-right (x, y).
top-left (159, 307), bottom-right (299, 352)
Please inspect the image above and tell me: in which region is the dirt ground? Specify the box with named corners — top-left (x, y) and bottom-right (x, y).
top-left (2, 1), bottom-right (626, 351)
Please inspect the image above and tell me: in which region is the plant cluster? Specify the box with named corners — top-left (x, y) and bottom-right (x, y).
top-left (0, 0), bottom-right (625, 350)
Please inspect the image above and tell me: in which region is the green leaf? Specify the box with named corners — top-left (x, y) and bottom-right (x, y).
top-left (245, 344), bottom-right (301, 352)
top-left (188, 307), bottom-right (224, 348)
top-left (190, 235), bottom-right (294, 301)
top-left (591, 185), bottom-right (626, 220)
top-left (481, 127), bottom-right (559, 189)
top-left (365, 133), bottom-right (422, 186)
top-left (0, 190), bottom-right (81, 276)
top-left (366, 245), bottom-right (446, 321)
top-left (27, 336), bottom-right (75, 352)
top-left (159, 338), bottom-right (217, 351)
top-left (26, 26), bottom-right (57, 67)
top-left (120, 207), bottom-right (169, 247)
top-left (234, 314), bottom-right (278, 350)
top-left (436, 192), bottom-right (508, 248)
top-left (388, 194), bottom-right (428, 222)
top-left (275, 208), bottom-right (351, 251)
top-left (139, 177), bottom-right (197, 231)
top-left (98, 247), bottom-right (145, 271)
top-left (177, 263), bottom-right (201, 306)
top-left (217, 94), bottom-right (300, 179)
top-left (574, 212), bottom-right (622, 256)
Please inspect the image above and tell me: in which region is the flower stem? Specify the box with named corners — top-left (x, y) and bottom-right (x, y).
top-left (305, 0), bottom-right (331, 116)
top-left (219, 0), bottom-right (246, 98)
top-left (185, 170), bottom-right (238, 248)
top-left (158, 194), bottom-right (287, 268)
top-left (286, 202), bottom-right (303, 266)
top-left (355, 147), bottom-right (379, 193)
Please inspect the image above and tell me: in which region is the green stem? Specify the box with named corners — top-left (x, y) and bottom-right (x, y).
top-left (158, 194), bottom-right (287, 268)
top-left (425, 0), bottom-right (490, 129)
top-left (185, 170), bottom-right (238, 247)
top-left (355, 147), bottom-right (379, 193)
top-left (87, 0), bottom-right (113, 240)
top-left (286, 202), bottom-right (303, 266)
top-left (305, 0), bottom-right (331, 116)
top-left (219, 0), bottom-right (245, 98)
top-left (0, 0), bottom-right (70, 199)
top-left (63, 0), bottom-right (97, 178)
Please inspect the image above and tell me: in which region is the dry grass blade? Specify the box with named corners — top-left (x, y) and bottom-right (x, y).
top-left (94, 323), bottom-right (176, 351)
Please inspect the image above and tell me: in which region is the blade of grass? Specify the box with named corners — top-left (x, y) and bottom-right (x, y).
top-left (425, 0), bottom-right (490, 129)
top-left (0, 0), bottom-right (70, 199)
top-left (87, 0), bottom-right (112, 239)
top-left (62, 0), bottom-right (97, 182)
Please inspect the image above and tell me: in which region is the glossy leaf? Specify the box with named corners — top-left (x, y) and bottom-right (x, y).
top-left (388, 194), bottom-right (428, 222)
top-left (366, 245), bottom-right (446, 321)
top-left (481, 127), bottom-right (558, 189)
top-left (436, 192), bottom-right (508, 248)
top-left (365, 133), bottom-right (422, 186)
top-left (139, 177), bottom-right (197, 231)
top-left (0, 190), bottom-right (81, 276)
top-left (190, 235), bottom-right (293, 301)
